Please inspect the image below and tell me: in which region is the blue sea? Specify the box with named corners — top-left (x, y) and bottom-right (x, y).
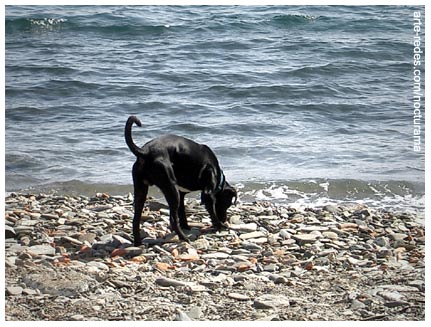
top-left (5, 5), bottom-right (425, 214)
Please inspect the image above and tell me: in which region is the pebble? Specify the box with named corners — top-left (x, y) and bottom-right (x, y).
top-left (155, 277), bottom-right (192, 288)
top-left (239, 231), bottom-right (266, 240)
top-left (228, 292), bottom-right (250, 301)
top-left (201, 252), bottom-right (230, 259)
top-left (7, 286), bottom-right (23, 296)
top-left (322, 231), bottom-right (338, 240)
top-left (254, 294), bottom-right (290, 309)
top-left (5, 225), bottom-right (17, 239)
top-left (4, 193), bottom-right (425, 321)
top-left (27, 244), bottom-right (56, 256)
top-left (175, 310), bottom-right (192, 321)
top-left (292, 233), bottom-right (318, 244)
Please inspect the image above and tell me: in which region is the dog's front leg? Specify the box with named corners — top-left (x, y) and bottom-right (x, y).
top-left (153, 163), bottom-right (189, 242)
top-left (163, 186), bottom-right (189, 242)
top-left (207, 194), bottom-right (224, 230)
top-left (178, 192), bottom-right (190, 230)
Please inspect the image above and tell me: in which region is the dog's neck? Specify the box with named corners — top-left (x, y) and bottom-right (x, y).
top-left (214, 171), bottom-right (225, 194)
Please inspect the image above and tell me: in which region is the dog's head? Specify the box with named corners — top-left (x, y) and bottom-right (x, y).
top-left (202, 184), bottom-right (237, 224)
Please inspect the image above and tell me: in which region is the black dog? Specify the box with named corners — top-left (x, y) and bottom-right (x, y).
top-left (125, 115), bottom-right (237, 245)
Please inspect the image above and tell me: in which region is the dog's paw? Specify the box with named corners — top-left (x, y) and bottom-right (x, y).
top-left (180, 223), bottom-right (191, 230)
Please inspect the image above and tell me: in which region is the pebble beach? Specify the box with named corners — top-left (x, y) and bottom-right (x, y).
top-left (5, 192), bottom-right (425, 321)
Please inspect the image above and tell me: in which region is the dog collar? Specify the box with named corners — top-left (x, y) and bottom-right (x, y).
top-left (215, 171), bottom-right (225, 194)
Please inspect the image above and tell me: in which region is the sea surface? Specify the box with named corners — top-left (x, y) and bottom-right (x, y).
top-left (5, 6), bottom-right (425, 214)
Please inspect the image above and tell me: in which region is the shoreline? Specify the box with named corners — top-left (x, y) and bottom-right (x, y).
top-left (5, 192), bottom-right (425, 321)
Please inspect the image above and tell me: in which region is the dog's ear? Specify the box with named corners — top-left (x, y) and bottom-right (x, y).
top-left (224, 187), bottom-right (237, 205)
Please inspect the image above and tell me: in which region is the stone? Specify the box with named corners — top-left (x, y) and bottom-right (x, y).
top-left (201, 252), bottom-right (230, 259)
top-left (5, 225), bottom-right (17, 239)
top-left (351, 299), bottom-right (366, 310)
top-left (155, 277), bottom-right (191, 288)
top-left (279, 229), bottom-right (291, 239)
top-left (7, 286), bottom-right (23, 296)
top-left (384, 301), bottom-right (409, 308)
top-left (228, 292), bottom-right (250, 301)
top-left (78, 233), bottom-right (97, 244)
top-left (298, 226), bottom-right (329, 232)
top-left (113, 234), bottom-right (132, 245)
top-left (389, 233), bottom-right (407, 242)
top-left (229, 223), bottom-right (258, 232)
top-left (229, 215), bottom-right (242, 224)
top-left (27, 244), bottom-right (56, 256)
top-left (23, 270), bottom-right (93, 297)
top-left (254, 294), bottom-right (290, 309)
top-left (22, 288), bottom-right (38, 296)
top-left (292, 233), bottom-right (318, 244)
top-left (61, 236), bottom-right (83, 246)
top-left (323, 204), bottom-right (340, 213)
top-left (70, 314), bottom-right (85, 321)
top-left (378, 291), bottom-right (405, 302)
top-left (322, 231), bottom-right (338, 240)
top-left (239, 231), bottom-right (266, 240)
top-left (41, 213), bottom-right (59, 220)
top-left (374, 236), bottom-right (390, 248)
top-left (187, 306), bottom-right (203, 320)
top-left (175, 310), bottom-right (192, 321)
top-left (124, 246), bottom-right (143, 257)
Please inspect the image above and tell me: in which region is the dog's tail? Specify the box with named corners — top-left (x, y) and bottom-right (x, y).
top-left (125, 115), bottom-right (146, 158)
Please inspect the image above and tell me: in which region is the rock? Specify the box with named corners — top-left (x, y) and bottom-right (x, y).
top-left (70, 314), bottom-right (85, 321)
top-left (229, 223), bottom-right (258, 232)
top-left (61, 236), bottom-right (83, 246)
top-left (27, 244), bottom-right (56, 256)
top-left (229, 215), bottom-right (242, 224)
top-left (5, 225), bottom-right (17, 239)
top-left (155, 277), bottom-right (191, 288)
top-left (113, 234), bottom-right (132, 245)
top-left (86, 261), bottom-right (109, 272)
top-left (175, 310), bottom-right (192, 321)
top-left (322, 231), bottom-right (338, 240)
top-left (78, 233), bottom-right (97, 244)
top-left (124, 246), bottom-right (143, 257)
top-left (374, 236), bottom-right (390, 248)
top-left (23, 270), bottom-right (93, 297)
top-left (323, 204), bottom-right (340, 213)
top-left (254, 294), bottom-right (290, 309)
top-left (22, 288), bottom-right (38, 296)
top-left (292, 233), bottom-right (318, 244)
top-left (201, 252), bottom-right (230, 259)
top-left (228, 292), bottom-right (250, 301)
top-left (351, 299), bottom-right (366, 310)
top-left (339, 223), bottom-right (358, 232)
top-left (193, 238), bottom-right (210, 250)
top-left (239, 231), bottom-right (266, 240)
top-left (384, 301), bottom-right (409, 308)
top-left (389, 233), bottom-right (408, 242)
top-left (7, 286), bottom-right (23, 296)
top-left (378, 291), bottom-right (405, 302)
top-left (279, 229), bottom-right (291, 239)
top-left (41, 213), bottom-right (59, 220)
top-left (298, 226), bottom-right (329, 232)
top-left (187, 306), bottom-right (203, 320)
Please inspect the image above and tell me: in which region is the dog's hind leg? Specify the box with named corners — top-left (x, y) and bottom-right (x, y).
top-left (132, 168), bottom-right (149, 246)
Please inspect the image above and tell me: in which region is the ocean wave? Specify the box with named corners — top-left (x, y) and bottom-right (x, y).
top-left (270, 14), bottom-right (316, 26)
top-left (6, 16), bottom-right (172, 36)
top-left (6, 17), bottom-right (68, 32)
